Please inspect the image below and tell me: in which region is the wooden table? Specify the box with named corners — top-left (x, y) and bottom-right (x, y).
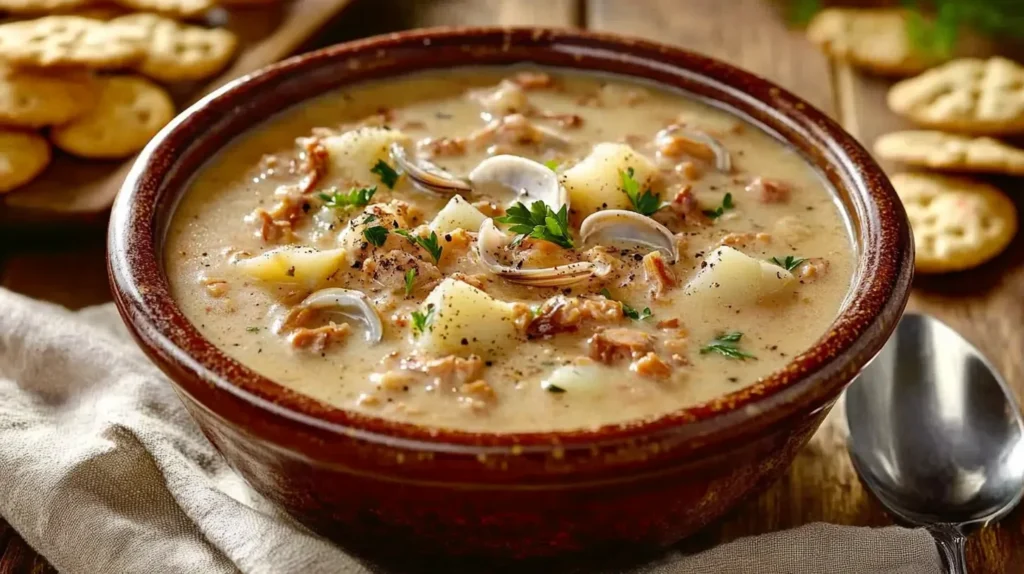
top-left (3, 1), bottom-right (1022, 571)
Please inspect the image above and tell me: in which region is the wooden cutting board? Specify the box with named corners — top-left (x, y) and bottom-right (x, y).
top-left (0, 0), bottom-right (354, 231)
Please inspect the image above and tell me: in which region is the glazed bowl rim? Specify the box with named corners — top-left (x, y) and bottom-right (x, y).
top-left (108, 26), bottom-right (913, 455)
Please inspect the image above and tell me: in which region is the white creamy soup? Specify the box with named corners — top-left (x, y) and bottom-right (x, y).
top-left (166, 68), bottom-right (854, 432)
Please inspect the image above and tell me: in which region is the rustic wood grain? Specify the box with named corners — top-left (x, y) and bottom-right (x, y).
top-left (3, 0), bottom-right (1023, 572)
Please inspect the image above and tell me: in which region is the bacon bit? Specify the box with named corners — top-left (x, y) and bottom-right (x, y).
top-left (289, 322), bottom-right (352, 352)
top-left (439, 228), bottom-right (474, 262)
top-left (418, 136), bottom-right (467, 157)
top-left (658, 132), bottom-right (715, 162)
top-left (643, 251), bottom-right (676, 298)
top-left (472, 200), bottom-right (504, 218)
top-left (513, 71), bottom-right (554, 89)
top-left (201, 277), bottom-right (229, 298)
top-left (296, 136), bottom-right (328, 194)
top-left (670, 185), bottom-right (701, 219)
top-left (527, 296), bottom-right (624, 338)
top-left (407, 354), bottom-right (486, 389)
top-left (720, 232), bottom-right (772, 247)
top-left (746, 177), bottom-right (791, 204)
top-left (656, 318), bottom-right (680, 329)
top-left (675, 161), bottom-right (702, 180)
top-left (469, 113), bottom-right (569, 149)
top-left (450, 272), bottom-right (487, 290)
top-left (460, 379), bottom-right (496, 400)
top-left (632, 352), bottom-right (672, 379)
top-left (248, 209), bottom-right (295, 243)
top-left (537, 111), bottom-right (583, 129)
top-left (589, 328), bottom-right (654, 363)
top-left (796, 258), bottom-right (830, 283)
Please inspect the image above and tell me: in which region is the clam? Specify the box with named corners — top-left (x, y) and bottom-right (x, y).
top-left (275, 287), bottom-right (383, 344)
top-left (476, 219), bottom-right (609, 287)
top-left (656, 125), bottom-right (732, 172)
top-left (388, 142), bottom-right (472, 195)
top-left (468, 154), bottom-right (568, 210)
top-left (579, 209), bottom-right (679, 263)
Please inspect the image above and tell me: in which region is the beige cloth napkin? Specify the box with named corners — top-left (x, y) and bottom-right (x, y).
top-left (0, 288), bottom-right (942, 574)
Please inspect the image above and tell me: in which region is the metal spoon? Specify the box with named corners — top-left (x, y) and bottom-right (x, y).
top-left (846, 313), bottom-right (1024, 573)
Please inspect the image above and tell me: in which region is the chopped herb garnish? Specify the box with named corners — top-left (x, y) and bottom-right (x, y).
top-left (370, 159), bottom-right (400, 189)
top-left (495, 200), bottom-right (574, 249)
top-left (769, 255), bottom-right (807, 272)
top-left (600, 288), bottom-right (653, 321)
top-left (318, 185), bottom-right (377, 209)
top-left (700, 331), bottom-right (756, 360)
top-left (245, 326), bottom-right (260, 333)
top-left (411, 305), bottom-right (435, 336)
top-left (542, 381), bottom-right (567, 393)
top-left (702, 192), bottom-right (734, 220)
top-left (543, 159), bottom-right (561, 172)
top-left (396, 229), bottom-right (443, 263)
top-left (619, 167), bottom-right (662, 216)
top-left (362, 225), bottom-right (389, 247)
top-left (404, 268), bottom-right (417, 297)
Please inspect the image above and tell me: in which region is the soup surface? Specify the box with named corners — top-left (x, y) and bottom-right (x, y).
top-left (166, 68), bottom-right (854, 432)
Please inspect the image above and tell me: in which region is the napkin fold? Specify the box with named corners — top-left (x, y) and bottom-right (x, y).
top-left (0, 289), bottom-right (942, 574)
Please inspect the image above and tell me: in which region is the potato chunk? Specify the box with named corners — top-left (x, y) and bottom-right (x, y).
top-left (415, 277), bottom-right (520, 359)
top-left (540, 359), bottom-right (616, 396)
top-left (684, 246), bottom-right (793, 304)
top-left (234, 246), bottom-right (346, 289)
top-left (429, 195), bottom-right (487, 235)
top-left (561, 143), bottom-right (658, 218)
top-left (321, 127), bottom-right (410, 186)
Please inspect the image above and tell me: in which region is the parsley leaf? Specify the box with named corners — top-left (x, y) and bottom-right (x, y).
top-left (543, 159), bottom-right (561, 172)
top-left (700, 331), bottom-right (756, 360)
top-left (702, 192), bottom-right (734, 220)
top-left (769, 255), bottom-right (807, 272)
top-left (318, 185), bottom-right (377, 209)
top-left (600, 288), bottom-right (653, 321)
top-left (396, 229), bottom-right (443, 263)
top-left (362, 225), bottom-right (389, 247)
top-left (411, 304), bottom-right (435, 337)
top-left (495, 200), bottom-right (574, 249)
top-left (370, 160), bottom-right (400, 189)
top-left (404, 268), bottom-right (417, 297)
top-left (619, 167), bottom-right (662, 216)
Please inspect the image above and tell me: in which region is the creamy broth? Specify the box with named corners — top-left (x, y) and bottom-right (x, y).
top-left (166, 68), bottom-right (854, 432)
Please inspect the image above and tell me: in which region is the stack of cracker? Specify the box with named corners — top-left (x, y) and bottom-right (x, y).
top-left (808, 8), bottom-right (1022, 274)
top-left (0, 3), bottom-right (241, 194)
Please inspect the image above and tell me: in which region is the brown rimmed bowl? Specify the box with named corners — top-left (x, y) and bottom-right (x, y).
top-left (108, 27), bottom-right (913, 567)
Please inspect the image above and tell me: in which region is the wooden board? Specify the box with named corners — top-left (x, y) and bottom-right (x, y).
top-left (0, 0), bottom-right (354, 230)
top-left (3, 1), bottom-right (1024, 572)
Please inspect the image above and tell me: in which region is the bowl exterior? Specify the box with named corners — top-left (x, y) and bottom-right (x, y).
top-left (109, 27), bottom-right (913, 562)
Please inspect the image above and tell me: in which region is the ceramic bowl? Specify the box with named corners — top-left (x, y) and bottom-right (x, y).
top-left (108, 27), bottom-right (913, 566)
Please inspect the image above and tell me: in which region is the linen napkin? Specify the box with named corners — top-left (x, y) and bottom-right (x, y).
top-left (0, 288), bottom-right (942, 574)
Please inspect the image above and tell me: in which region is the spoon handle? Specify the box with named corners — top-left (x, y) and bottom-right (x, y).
top-left (927, 524), bottom-right (968, 574)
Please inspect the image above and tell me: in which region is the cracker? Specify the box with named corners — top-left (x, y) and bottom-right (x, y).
top-left (0, 129), bottom-right (50, 194)
top-left (892, 173), bottom-right (1017, 273)
top-left (807, 8), bottom-right (946, 76)
top-left (0, 0), bottom-right (94, 14)
top-left (110, 14), bottom-right (237, 82)
top-left (0, 16), bottom-right (143, 69)
top-left (0, 66), bottom-right (98, 128)
top-left (888, 57), bottom-right (1024, 135)
top-left (110, 0), bottom-right (213, 19)
top-left (875, 131), bottom-right (1024, 176)
top-left (50, 75), bottom-right (173, 159)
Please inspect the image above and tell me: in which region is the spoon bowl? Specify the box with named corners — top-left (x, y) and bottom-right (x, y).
top-left (846, 313), bottom-right (1024, 571)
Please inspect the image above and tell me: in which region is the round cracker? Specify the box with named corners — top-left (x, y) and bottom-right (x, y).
top-left (50, 75), bottom-right (174, 159)
top-left (875, 131), bottom-right (1024, 176)
top-left (0, 129), bottom-right (50, 193)
top-left (0, 16), bottom-right (143, 69)
top-left (110, 14), bottom-right (238, 82)
top-left (892, 173), bottom-right (1017, 273)
top-left (0, 66), bottom-right (98, 128)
